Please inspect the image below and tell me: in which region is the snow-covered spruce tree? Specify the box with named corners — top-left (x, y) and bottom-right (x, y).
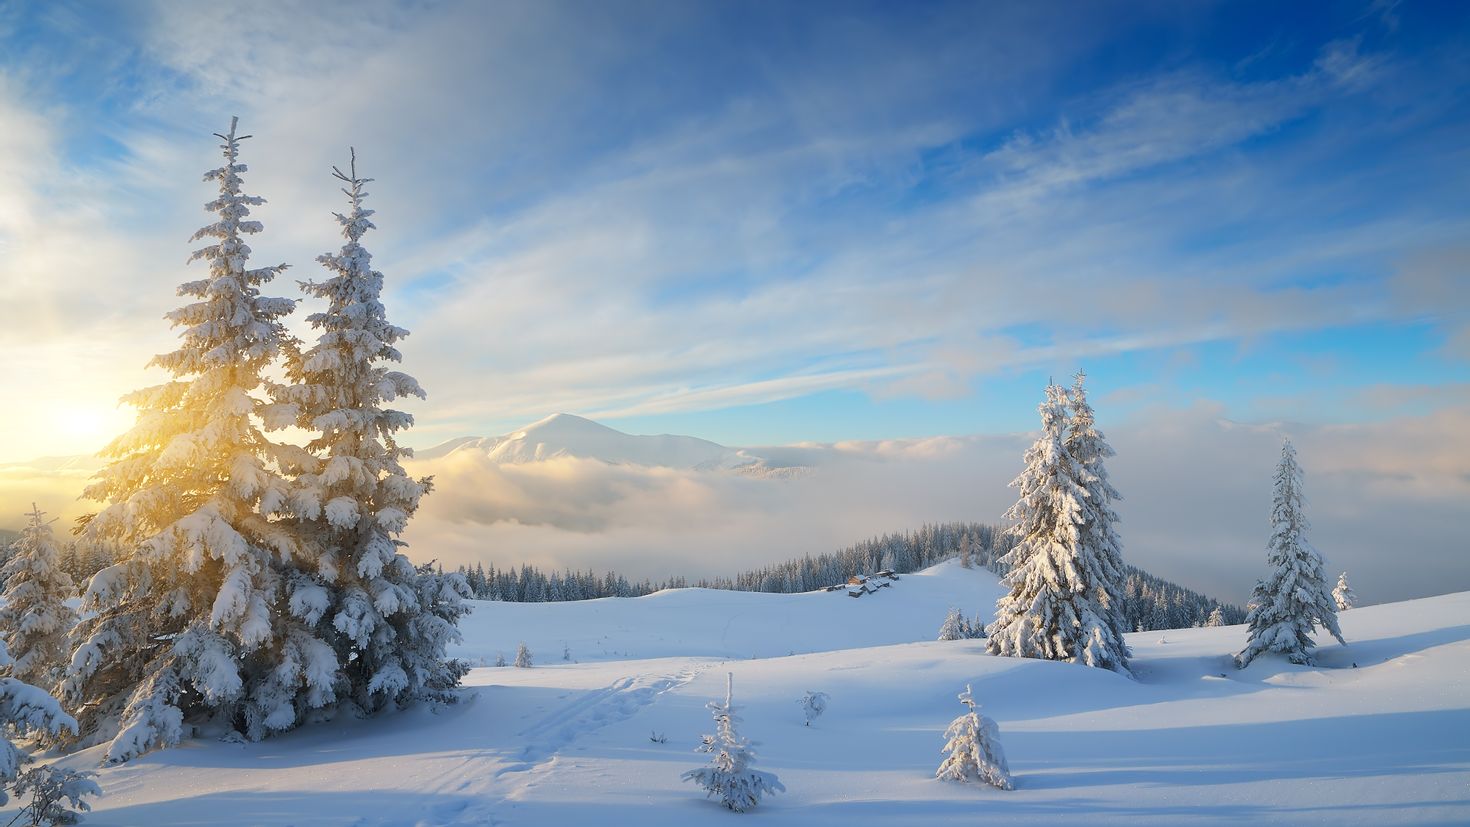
top-left (1206, 606), bottom-right (1227, 628)
top-left (1236, 439), bottom-right (1345, 668)
top-left (1334, 572), bottom-right (1356, 611)
top-left (938, 608), bottom-right (967, 641)
top-left (797, 690), bottom-right (828, 727)
top-left (1064, 371), bottom-right (1131, 672)
top-left (683, 674), bottom-right (784, 811)
top-left (270, 149), bottom-right (468, 716)
top-left (936, 683), bottom-right (1011, 790)
top-left (986, 383), bottom-right (1131, 674)
top-left (64, 118), bottom-right (319, 763)
top-left (514, 643), bottom-right (532, 668)
top-left (0, 506), bottom-right (78, 693)
top-left (0, 639), bottom-right (95, 814)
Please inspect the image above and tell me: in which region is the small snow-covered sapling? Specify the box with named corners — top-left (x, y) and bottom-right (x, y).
top-left (682, 673), bottom-right (785, 811)
top-left (798, 690), bottom-right (829, 726)
top-left (514, 643), bottom-right (533, 668)
top-left (936, 684), bottom-right (1012, 790)
top-left (7, 764), bottom-right (101, 826)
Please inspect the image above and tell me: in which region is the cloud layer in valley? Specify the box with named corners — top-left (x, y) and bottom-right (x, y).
top-left (394, 405), bottom-right (1466, 606)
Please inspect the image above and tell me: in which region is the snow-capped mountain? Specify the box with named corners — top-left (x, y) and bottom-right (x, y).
top-left (415, 413), bottom-right (803, 475)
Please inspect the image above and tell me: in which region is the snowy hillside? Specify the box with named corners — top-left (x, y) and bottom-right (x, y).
top-left (20, 560), bottom-right (1470, 826)
top-left (453, 559), bottom-right (1006, 664)
top-left (415, 413), bottom-right (796, 473)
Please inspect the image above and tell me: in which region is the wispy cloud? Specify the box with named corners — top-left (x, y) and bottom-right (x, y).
top-left (1, 1), bottom-right (1467, 464)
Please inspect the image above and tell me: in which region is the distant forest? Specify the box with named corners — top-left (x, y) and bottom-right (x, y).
top-left (449, 521), bottom-right (1247, 631)
top-left (0, 520), bottom-right (1245, 632)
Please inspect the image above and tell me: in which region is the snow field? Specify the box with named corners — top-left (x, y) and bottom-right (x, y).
top-left (18, 560), bottom-right (1470, 826)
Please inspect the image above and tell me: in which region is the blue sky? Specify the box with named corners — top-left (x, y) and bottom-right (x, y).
top-left (1, 0), bottom-right (1468, 454)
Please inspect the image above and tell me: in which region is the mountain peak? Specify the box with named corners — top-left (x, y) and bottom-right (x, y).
top-left (516, 412), bottom-right (618, 436)
top-left (418, 413), bottom-right (764, 470)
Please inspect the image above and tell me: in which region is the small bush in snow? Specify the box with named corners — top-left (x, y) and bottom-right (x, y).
top-left (798, 691), bottom-right (829, 726)
top-left (8, 765), bottom-right (101, 826)
top-left (683, 674), bottom-right (784, 811)
top-left (514, 643), bottom-right (533, 668)
top-left (562, 644), bottom-right (571, 662)
top-left (494, 653), bottom-right (507, 668)
top-left (936, 684), bottom-right (1012, 791)
top-left (650, 731), bottom-right (667, 744)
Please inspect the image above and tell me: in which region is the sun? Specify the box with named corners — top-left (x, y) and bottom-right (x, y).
top-left (54, 407), bottom-right (119, 453)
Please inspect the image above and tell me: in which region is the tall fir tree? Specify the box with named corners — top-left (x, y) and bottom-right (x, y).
top-left (65, 118), bottom-right (321, 763)
top-left (1063, 371), bottom-right (1131, 673)
top-left (986, 383), bottom-right (1131, 674)
top-left (0, 506), bottom-right (78, 693)
top-left (271, 150), bottom-right (468, 714)
top-left (1236, 439), bottom-right (1345, 667)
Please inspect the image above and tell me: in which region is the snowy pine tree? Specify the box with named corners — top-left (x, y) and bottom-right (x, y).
top-left (797, 690), bottom-right (828, 726)
top-left (1333, 572), bottom-right (1356, 611)
top-left (936, 683), bottom-right (1012, 790)
top-left (1236, 439), bottom-right (1345, 667)
top-left (270, 149), bottom-right (467, 716)
top-left (0, 639), bottom-right (92, 811)
top-left (938, 608), bottom-right (968, 641)
top-left (1064, 371), bottom-right (1131, 673)
top-left (0, 506), bottom-right (78, 693)
top-left (514, 643), bottom-right (533, 668)
top-left (65, 118), bottom-right (312, 763)
top-left (683, 674), bottom-right (784, 811)
top-left (1206, 606), bottom-right (1227, 628)
top-left (986, 382), bottom-right (1131, 674)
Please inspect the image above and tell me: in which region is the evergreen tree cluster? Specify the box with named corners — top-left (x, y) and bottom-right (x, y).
top-left (454, 522), bottom-right (1006, 602)
top-left (0, 534), bottom-right (113, 596)
top-left (30, 119), bottom-right (470, 766)
top-left (456, 563), bottom-right (686, 602)
top-left (1119, 566), bottom-right (1246, 631)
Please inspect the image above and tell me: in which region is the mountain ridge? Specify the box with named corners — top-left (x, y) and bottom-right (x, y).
top-left (414, 412), bottom-right (806, 475)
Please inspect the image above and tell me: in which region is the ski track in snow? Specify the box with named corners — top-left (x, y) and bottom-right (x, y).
top-left (405, 666), bottom-right (706, 826)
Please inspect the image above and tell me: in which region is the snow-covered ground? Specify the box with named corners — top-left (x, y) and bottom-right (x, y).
top-left (25, 560), bottom-right (1470, 825)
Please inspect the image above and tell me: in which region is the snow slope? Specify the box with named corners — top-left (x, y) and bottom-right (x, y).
top-left (21, 560), bottom-right (1470, 826)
